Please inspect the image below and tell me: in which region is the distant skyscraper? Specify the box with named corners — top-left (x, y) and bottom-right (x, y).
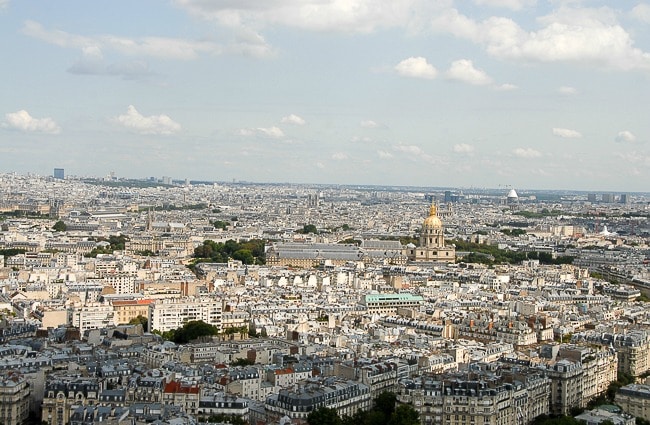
top-left (53, 168), bottom-right (64, 179)
top-left (601, 193), bottom-right (613, 203)
top-left (587, 193), bottom-right (597, 203)
top-left (620, 194), bottom-right (629, 204)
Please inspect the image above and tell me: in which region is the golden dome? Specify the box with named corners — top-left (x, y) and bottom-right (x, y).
top-left (423, 203), bottom-right (442, 228)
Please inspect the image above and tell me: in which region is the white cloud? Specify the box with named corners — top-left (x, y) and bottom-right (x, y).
top-left (558, 86), bottom-right (578, 95)
top-left (237, 126), bottom-right (285, 139)
top-left (22, 20), bottom-right (274, 61)
top-left (631, 4), bottom-right (650, 24)
top-left (3, 110), bottom-right (61, 134)
top-left (614, 151), bottom-right (650, 166)
top-left (236, 128), bottom-right (255, 137)
top-left (351, 136), bottom-right (374, 143)
top-left (552, 127), bottom-right (582, 138)
top-left (377, 150), bottom-right (394, 158)
top-left (331, 152), bottom-right (348, 160)
top-left (361, 120), bottom-right (379, 128)
top-left (430, 7), bottom-right (650, 71)
top-left (0, 0), bottom-right (8, 8)
top-left (393, 144), bottom-right (423, 155)
top-left (175, 0), bottom-right (433, 34)
top-left (316, 162), bottom-right (325, 169)
top-left (114, 105), bottom-right (181, 135)
top-left (446, 59), bottom-right (493, 85)
top-left (395, 57), bottom-right (437, 79)
top-left (473, 0), bottom-right (536, 11)
top-left (615, 130), bottom-right (637, 143)
top-left (257, 126), bottom-right (285, 139)
top-left (281, 114), bottom-right (306, 125)
top-left (495, 83), bottom-right (517, 91)
top-left (513, 147), bottom-right (542, 158)
top-left (67, 46), bottom-right (153, 79)
top-left (452, 143), bottom-right (475, 154)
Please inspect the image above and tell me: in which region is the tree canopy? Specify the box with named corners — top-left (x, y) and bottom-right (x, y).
top-left (85, 235), bottom-right (129, 257)
top-left (451, 239), bottom-right (575, 266)
top-left (308, 407), bottom-right (341, 425)
top-left (158, 320), bottom-right (219, 344)
top-left (52, 220), bottom-right (67, 231)
top-left (298, 224), bottom-right (319, 234)
top-left (212, 220), bottom-right (229, 230)
top-left (193, 239), bottom-right (266, 265)
top-left (127, 315), bottom-right (148, 332)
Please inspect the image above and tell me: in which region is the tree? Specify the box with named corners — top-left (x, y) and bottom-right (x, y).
top-left (231, 358), bottom-right (255, 367)
top-left (232, 249), bottom-right (254, 265)
top-left (161, 320), bottom-right (219, 344)
top-left (308, 407), bottom-right (342, 425)
top-left (52, 220), bottom-right (67, 232)
top-left (338, 238), bottom-right (361, 245)
top-left (388, 405), bottom-right (419, 425)
top-left (193, 239), bottom-right (266, 265)
top-left (299, 224), bottom-right (319, 234)
top-left (374, 391), bottom-right (397, 418)
top-left (213, 220), bottom-right (229, 230)
top-left (128, 315), bottom-right (148, 332)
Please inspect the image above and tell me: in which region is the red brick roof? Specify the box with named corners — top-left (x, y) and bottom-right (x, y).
top-left (164, 381), bottom-right (199, 394)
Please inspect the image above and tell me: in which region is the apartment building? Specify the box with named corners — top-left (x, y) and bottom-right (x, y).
top-left (0, 373), bottom-right (31, 425)
top-left (42, 378), bottom-right (100, 425)
top-left (397, 366), bottom-right (549, 425)
top-left (616, 384), bottom-right (650, 421)
top-left (148, 297), bottom-right (222, 332)
top-left (265, 380), bottom-right (371, 424)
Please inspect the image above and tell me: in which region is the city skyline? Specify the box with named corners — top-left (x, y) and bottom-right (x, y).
top-left (1, 1), bottom-right (649, 192)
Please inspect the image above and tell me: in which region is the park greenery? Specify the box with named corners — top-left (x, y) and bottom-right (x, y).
top-left (338, 238), bottom-right (362, 245)
top-left (0, 248), bottom-right (26, 258)
top-left (191, 239), bottom-right (266, 265)
top-left (451, 239), bottom-right (575, 266)
top-left (85, 235), bottom-right (129, 257)
top-left (52, 220), bottom-right (67, 231)
top-left (212, 219), bottom-right (229, 230)
top-left (231, 357), bottom-right (255, 367)
top-left (307, 392), bottom-right (419, 425)
top-left (127, 315), bottom-right (148, 332)
top-left (156, 320), bottom-right (220, 344)
top-left (500, 228), bottom-right (526, 236)
top-left (155, 321), bottom-right (256, 345)
top-left (298, 224), bottom-right (319, 234)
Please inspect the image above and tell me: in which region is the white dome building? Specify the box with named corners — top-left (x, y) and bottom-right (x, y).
top-left (507, 188), bottom-right (519, 204)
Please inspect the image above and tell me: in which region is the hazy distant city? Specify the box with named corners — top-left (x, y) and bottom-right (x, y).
top-left (0, 169), bottom-right (649, 425)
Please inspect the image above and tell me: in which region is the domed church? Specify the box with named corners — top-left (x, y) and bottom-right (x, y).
top-left (405, 202), bottom-right (455, 263)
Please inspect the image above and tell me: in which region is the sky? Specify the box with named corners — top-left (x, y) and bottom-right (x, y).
top-left (1, 0), bottom-right (650, 192)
